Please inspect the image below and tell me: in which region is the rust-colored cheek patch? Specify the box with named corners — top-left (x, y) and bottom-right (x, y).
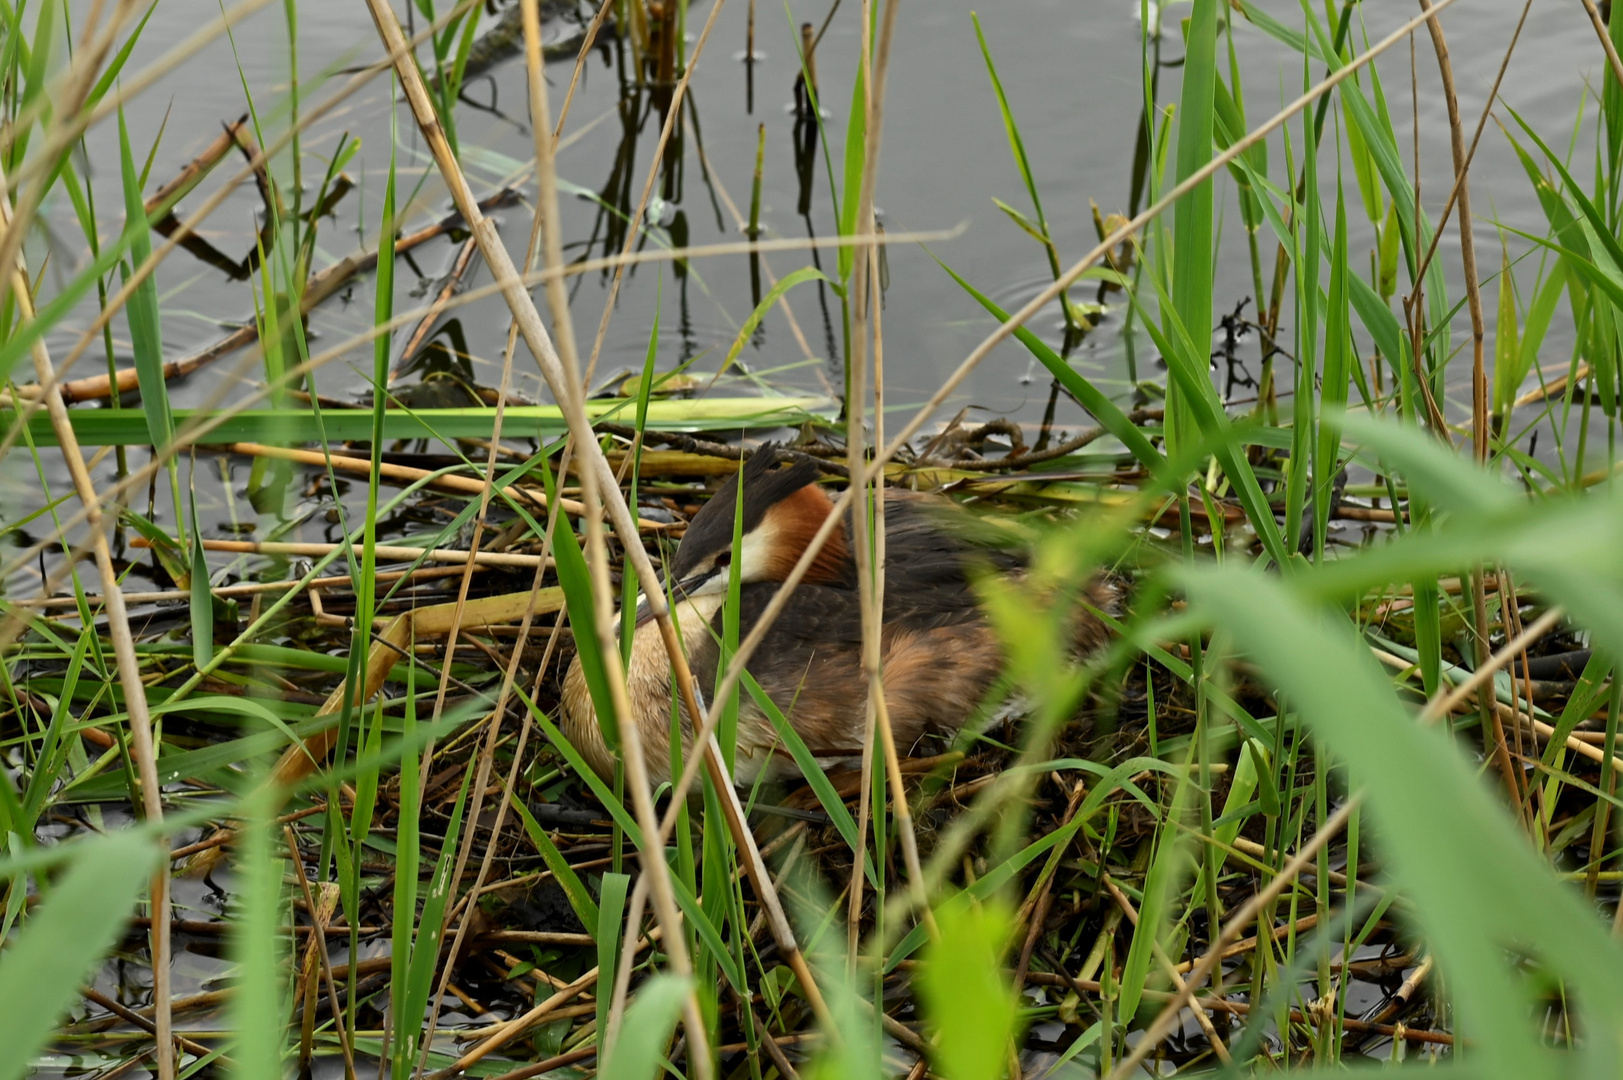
top-left (764, 483), bottom-right (848, 582)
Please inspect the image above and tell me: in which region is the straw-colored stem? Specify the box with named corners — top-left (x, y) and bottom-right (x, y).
top-left (1108, 798), bottom-right (1360, 1078)
top-left (362, 0), bottom-right (830, 1055)
top-left (130, 536), bottom-right (550, 569)
top-left (0, 165), bottom-right (174, 1080)
top-left (1580, 0), bottom-right (1623, 91)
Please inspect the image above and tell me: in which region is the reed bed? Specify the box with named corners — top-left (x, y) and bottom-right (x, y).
top-left (3, 1), bottom-right (1623, 1078)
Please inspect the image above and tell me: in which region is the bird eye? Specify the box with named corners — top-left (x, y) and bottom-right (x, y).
top-left (714, 552), bottom-right (731, 569)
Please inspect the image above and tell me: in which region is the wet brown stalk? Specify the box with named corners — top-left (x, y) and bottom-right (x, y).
top-left (391, 236), bottom-right (480, 380)
top-left (284, 827), bottom-right (357, 1078)
top-left (578, 0), bottom-right (730, 388)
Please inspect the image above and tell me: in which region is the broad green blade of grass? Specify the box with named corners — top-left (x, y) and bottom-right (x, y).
top-left (3, 398), bottom-right (836, 446)
top-left (359, 102), bottom-right (399, 702)
top-left (506, 783), bottom-right (600, 933)
top-left (115, 103), bottom-right (172, 451)
top-left (1163, 0), bottom-right (1218, 458)
top-left (621, 277), bottom-right (663, 663)
top-left (972, 10), bottom-right (1069, 321)
top-left (1286, 90), bottom-right (1323, 554)
top-left (1130, 272), bottom-right (1292, 567)
top-left (547, 463), bottom-right (616, 751)
top-left (719, 266), bottom-right (828, 377)
top-left (230, 787), bottom-right (287, 1080)
top-left (1180, 563), bottom-right (1623, 1076)
top-left (596, 871), bottom-right (630, 1041)
top-left (918, 899), bottom-right (1021, 1080)
top-left (598, 973), bottom-right (690, 1079)
top-left (1313, 173), bottom-right (1351, 559)
top-left (395, 756), bottom-right (474, 1080)
top-left (745, 670), bottom-right (873, 882)
top-left (837, 56), bottom-right (867, 286)
top-left (389, 675), bottom-right (422, 1059)
top-left (0, 833), bottom-right (155, 1080)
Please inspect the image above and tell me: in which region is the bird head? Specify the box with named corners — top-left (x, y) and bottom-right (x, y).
top-left (664, 447), bottom-right (849, 599)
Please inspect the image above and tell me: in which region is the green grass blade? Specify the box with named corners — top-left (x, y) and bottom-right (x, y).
top-left (230, 787), bottom-right (287, 1080)
top-left (720, 266), bottom-right (828, 377)
top-left (932, 254), bottom-right (1160, 468)
top-left (115, 102), bottom-right (172, 450)
top-left (596, 871), bottom-right (631, 1040)
top-left (598, 973), bottom-right (690, 1079)
top-left (1163, 0), bottom-right (1219, 457)
top-left (506, 783), bottom-right (601, 934)
top-left (0, 834), bottom-right (155, 1080)
top-left (2, 397), bottom-right (835, 446)
top-left (1181, 563), bottom-right (1623, 1074)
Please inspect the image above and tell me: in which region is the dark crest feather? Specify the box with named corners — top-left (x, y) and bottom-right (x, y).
top-left (669, 446), bottom-right (819, 581)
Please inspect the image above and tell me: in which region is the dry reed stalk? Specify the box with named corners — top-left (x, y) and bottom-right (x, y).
top-left (652, 0), bottom-right (1469, 836)
top-left (1409, 0), bottom-right (1532, 293)
top-left (14, 564), bottom-right (484, 609)
top-left (578, 0), bottom-right (729, 385)
top-left (1108, 799), bottom-right (1361, 1077)
top-left (513, 0), bottom-right (718, 1058)
top-left (0, 164), bottom-right (175, 1080)
top-left (361, 0), bottom-right (831, 1059)
top-left (128, 535), bottom-right (550, 570)
top-left (1100, 875), bottom-right (1232, 1062)
top-left (1418, 0), bottom-right (1523, 813)
top-left (143, 115), bottom-right (250, 217)
top-left (843, 0), bottom-right (937, 956)
top-left (1418, 607), bottom-right (1565, 723)
top-left (225, 441), bottom-right (656, 527)
top-left (1418, 0), bottom-right (1486, 461)
top-left (80, 988), bottom-right (217, 1063)
top-left (1369, 645), bottom-right (1623, 773)
top-left (549, 0), bottom-right (617, 140)
top-left (283, 828), bottom-right (356, 1076)
top-left (412, 0), bottom-right (595, 1059)
top-left (1580, 0), bottom-right (1623, 90)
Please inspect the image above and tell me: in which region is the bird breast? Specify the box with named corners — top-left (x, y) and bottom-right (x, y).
top-left (560, 593), bottom-right (724, 782)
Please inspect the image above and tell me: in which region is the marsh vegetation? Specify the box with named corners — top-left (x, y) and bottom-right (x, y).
top-left (4, 0), bottom-right (1623, 1078)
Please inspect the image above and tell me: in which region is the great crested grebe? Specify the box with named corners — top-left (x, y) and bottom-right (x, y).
top-left (560, 447), bottom-right (1117, 785)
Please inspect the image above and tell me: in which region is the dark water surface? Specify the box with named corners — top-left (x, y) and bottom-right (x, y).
top-left (26, 0), bottom-right (1604, 488)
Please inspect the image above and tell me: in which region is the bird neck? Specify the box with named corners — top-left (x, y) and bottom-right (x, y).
top-left (763, 482), bottom-right (849, 583)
